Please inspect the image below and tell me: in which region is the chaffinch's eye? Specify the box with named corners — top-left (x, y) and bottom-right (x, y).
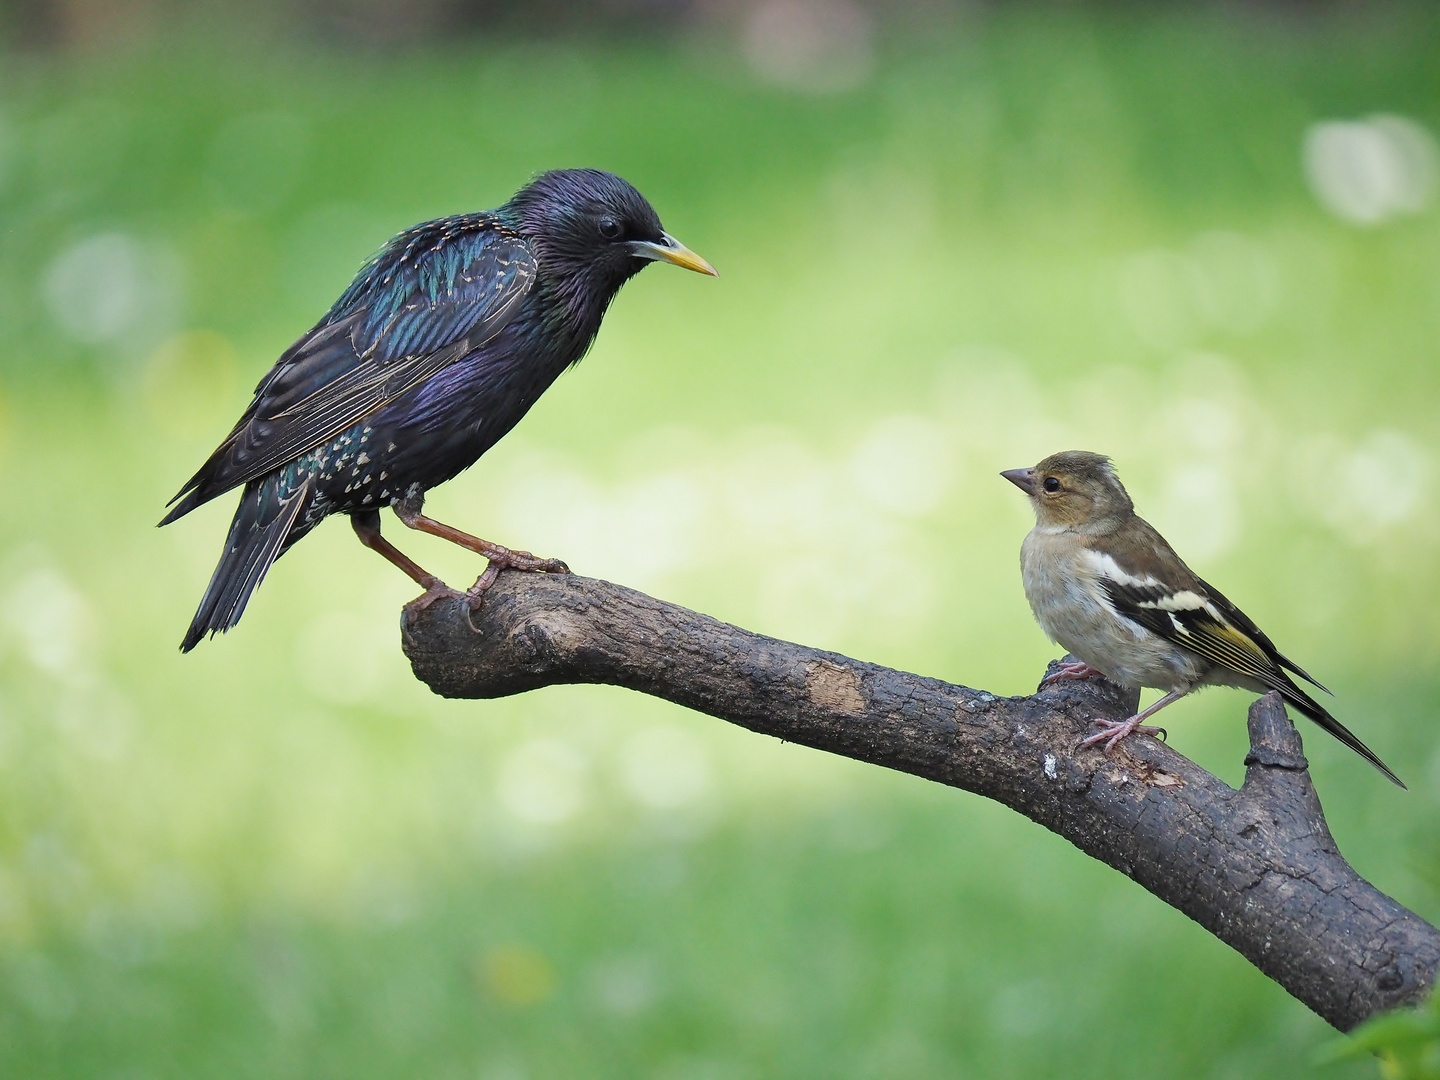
top-left (598, 216), bottom-right (623, 241)
top-left (1043, 477), bottom-right (1061, 493)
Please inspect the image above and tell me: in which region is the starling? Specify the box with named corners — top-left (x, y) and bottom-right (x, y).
top-left (162, 168), bottom-right (716, 651)
top-left (1003, 451), bottom-right (1402, 787)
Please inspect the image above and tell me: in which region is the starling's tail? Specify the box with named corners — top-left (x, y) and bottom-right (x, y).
top-left (1276, 677), bottom-right (1405, 789)
top-left (180, 477), bottom-right (313, 652)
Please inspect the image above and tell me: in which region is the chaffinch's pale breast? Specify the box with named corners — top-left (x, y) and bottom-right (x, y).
top-left (1002, 450), bottom-right (1402, 787)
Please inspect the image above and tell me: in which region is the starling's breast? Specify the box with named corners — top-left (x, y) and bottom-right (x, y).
top-left (282, 422), bottom-right (396, 521)
top-left (309, 302), bottom-right (590, 513)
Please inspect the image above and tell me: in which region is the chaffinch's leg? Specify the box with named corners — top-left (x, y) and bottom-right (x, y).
top-left (1081, 689), bottom-right (1185, 752)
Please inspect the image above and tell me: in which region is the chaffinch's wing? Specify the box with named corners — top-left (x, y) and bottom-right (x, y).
top-left (1088, 517), bottom-right (1403, 788)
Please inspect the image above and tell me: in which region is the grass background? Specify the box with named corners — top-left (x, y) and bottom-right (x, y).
top-left (1, 4), bottom-right (1439, 1076)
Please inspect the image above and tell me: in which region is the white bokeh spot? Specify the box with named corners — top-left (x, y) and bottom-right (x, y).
top-left (44, 232), bottom-right (182, 349)
top-left (1304, 115), bottom-right (1439, 225)
top-left (3, 567), bottom-right (91, 675)
top-left (850, 414), bottom-right (954, 516)
top-left (619, 727), bottom-right (712, 811)
top-left (496, 739), bottom-right (588, 825)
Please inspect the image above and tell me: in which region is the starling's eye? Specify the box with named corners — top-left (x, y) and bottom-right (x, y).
top-left (598, 216), bottom-right (623, 241)
top-left (1042, 477), bottom-right (1061, 493)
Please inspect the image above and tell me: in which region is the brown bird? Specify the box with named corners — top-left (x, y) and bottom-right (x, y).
top-left (1002, 450), bottom-right (1402, 787)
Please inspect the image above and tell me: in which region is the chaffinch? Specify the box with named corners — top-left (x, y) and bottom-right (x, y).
top-left (1002, 450), bottom-right (1402, 787)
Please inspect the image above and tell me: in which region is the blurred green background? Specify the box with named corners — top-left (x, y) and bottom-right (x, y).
top-left (1, 1), bottom-right (1439, 1076)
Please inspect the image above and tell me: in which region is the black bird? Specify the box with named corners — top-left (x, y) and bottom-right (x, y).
top-left (162, 168), bottom-right (716, 651)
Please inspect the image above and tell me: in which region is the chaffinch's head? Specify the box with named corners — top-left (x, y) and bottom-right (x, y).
top-left (1001, 451), bottom-right (1133, 530)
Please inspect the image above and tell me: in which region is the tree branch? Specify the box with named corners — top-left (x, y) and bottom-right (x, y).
top-left (400, 571), bottom-right (1439, 1031)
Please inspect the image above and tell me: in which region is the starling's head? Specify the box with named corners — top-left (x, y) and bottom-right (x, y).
top-left (507, 169), bottom-right (715, 300)
top-left (1001, 451), bottom-right (1133, 531)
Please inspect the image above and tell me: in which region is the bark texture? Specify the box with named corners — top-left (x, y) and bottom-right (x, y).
top-left (400, 570), bottom-right (1439, 1031)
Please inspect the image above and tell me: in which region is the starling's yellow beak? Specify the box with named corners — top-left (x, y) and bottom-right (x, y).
top-left (630, 233), bottom-right (718, 277)
top-left (1001, 468), bottom-right (1037, 495)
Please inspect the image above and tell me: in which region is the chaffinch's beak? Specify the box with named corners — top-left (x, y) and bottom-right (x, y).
top-left (629, 233), bottom-right (718, 276)
top-left (1001, 468), bottom-right (1037, 496)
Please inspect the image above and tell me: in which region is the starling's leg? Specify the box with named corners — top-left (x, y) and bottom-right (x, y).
top-left (351, 511), bottom-right (464, 611)
top-left (1043, 661), bottom-right (1105, 685)
top-left (392, 491), bottom-right (569, 598)
top-left (1081, 690), bottom-right (1184, 752)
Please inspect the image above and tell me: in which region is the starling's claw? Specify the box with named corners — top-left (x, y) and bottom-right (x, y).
top-left (493, 551), bottom-right (568, 574)
top-left (466, 551), bottom-right (570, 609)
top-left (483, 547), bottom-right (569, 575)
top-left (467, 566), bottom-right (500, 604)
top-left (403, 578), bottom-right (468, 617)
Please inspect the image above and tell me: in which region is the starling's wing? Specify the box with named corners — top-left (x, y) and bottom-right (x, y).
top-left (163, 221), bottom-right (534, 519)
top-left (1088, 523), bottom-right (1402, 786)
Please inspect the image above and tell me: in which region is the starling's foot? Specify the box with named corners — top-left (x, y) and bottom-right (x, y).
top-left (465, 548), bottom-right (570, 608)
top-left (1080, 716), bottom-right (1168, 753)
top-left (403, 576), bottom-right (468, 616)
top-left (1043, 661), bottom-right (1104, 685)
top-left (486, 547), bottom-right (569, 576)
